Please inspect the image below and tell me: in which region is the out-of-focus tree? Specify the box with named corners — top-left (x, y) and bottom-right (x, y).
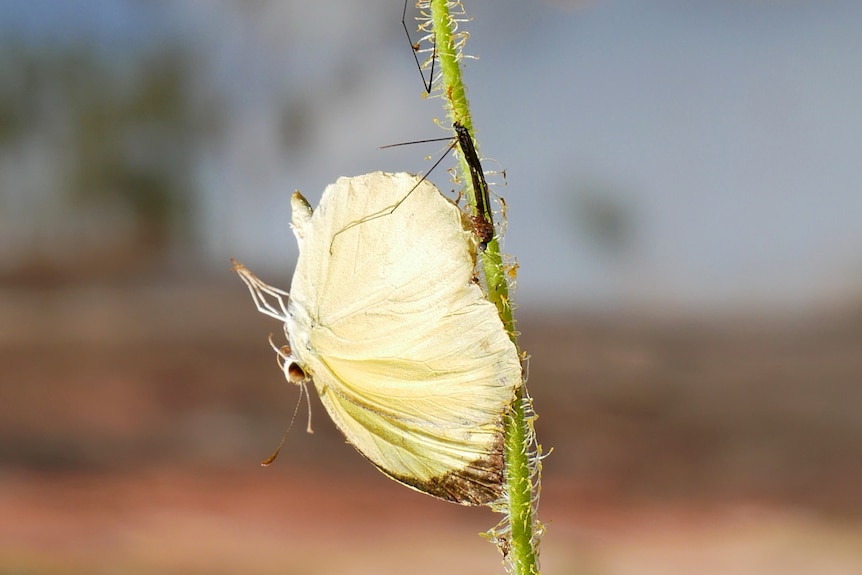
top-left (566, 177), bottom-right (638, 261)
top-left (0, 41), bottom-right (217, 283)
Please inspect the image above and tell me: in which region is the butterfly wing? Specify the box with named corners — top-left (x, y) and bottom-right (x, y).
top-left (287, 172), bottom-right (521, 505)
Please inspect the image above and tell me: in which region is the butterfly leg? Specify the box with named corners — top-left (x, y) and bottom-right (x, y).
top-left (231, 258), bottom-right (291, 322)
top-left (268, 333), bottom-right (292, 366)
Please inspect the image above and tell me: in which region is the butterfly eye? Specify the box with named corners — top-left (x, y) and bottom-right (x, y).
top-left (287, 362), bottom-right (307, 384)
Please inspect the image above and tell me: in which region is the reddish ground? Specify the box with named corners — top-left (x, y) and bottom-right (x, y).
top-left (1, 283), bottom-right (861, 573)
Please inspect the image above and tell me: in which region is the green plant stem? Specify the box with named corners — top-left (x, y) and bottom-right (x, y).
top-left (430, 2), bottom-right (539, 574)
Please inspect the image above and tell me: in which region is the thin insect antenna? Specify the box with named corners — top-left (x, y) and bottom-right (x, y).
top-left (453, 122), bottom-right (495, 247)
top-left (379, 135), bottom-right (452, 150)
top-left (402, 0), bottom-right (436, 94)
top-left (329, 138), bottom-right (458, 251)
top-left (412, 138), bottom-right (458, 190)
top-left (261, 378), bottom-right (309, 467)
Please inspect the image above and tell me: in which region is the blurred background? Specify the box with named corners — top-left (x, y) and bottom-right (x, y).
top-left (1, 0), bottom-right (861, 573)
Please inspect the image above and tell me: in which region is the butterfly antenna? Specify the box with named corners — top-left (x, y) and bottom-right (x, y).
top-left (261, 372), bottom-right (311, 466)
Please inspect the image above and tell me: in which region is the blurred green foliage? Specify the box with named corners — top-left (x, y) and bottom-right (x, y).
top-left (0, 39), bottom-right (217, 275)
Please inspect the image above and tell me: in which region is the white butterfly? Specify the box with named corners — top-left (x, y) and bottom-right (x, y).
top-left (233, 171), bottom-right (521, 505)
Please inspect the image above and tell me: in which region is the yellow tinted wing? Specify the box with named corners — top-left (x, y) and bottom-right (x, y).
top-left (288, 172), bottom-right (521, 505)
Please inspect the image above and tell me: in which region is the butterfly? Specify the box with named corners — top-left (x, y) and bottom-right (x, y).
top-left (233, 171), bottom-right (521, 505)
